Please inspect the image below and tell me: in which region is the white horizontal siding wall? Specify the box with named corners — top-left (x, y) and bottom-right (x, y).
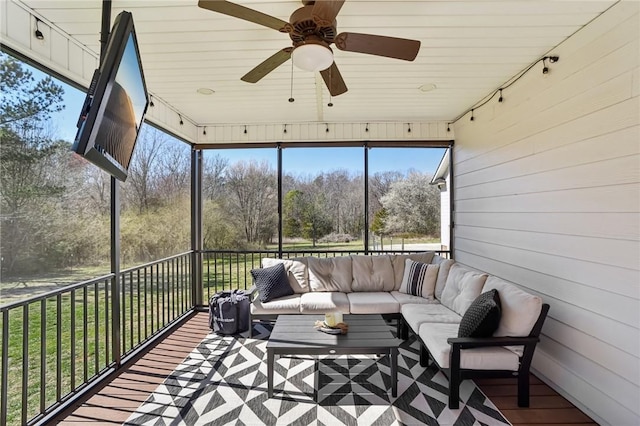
top-left (452, 2), bottom-right (639, 425)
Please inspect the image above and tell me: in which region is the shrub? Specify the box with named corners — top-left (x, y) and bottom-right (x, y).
top-left (318, 233), bottom-right (354, 243)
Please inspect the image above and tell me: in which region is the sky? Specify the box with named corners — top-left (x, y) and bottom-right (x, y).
top-left (209, 147), bottom-right (445, 176)
top-left (25, 58), bottom-right (446, 177)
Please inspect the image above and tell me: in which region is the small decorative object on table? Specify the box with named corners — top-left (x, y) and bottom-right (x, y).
top-left (315, 312), bottom-right (349, 335)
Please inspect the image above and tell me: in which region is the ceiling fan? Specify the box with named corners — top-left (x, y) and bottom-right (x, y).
top-left (197, 0), bottom-right (421, 96)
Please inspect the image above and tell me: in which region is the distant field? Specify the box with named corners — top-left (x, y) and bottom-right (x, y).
top-left (0, 237), bottom-right (442, 304)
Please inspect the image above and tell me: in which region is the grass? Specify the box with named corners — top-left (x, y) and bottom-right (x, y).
top-left (1, 242), bottom-right (443, 424)
top-left (1, 262), bottom-right (192, 425)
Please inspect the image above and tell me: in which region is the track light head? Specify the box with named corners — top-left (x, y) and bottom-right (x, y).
top-left (446, 124), bottom-right (451, 132)
top-left (548, 56), bottom-right (559, 63)
top-left (498, 89), bottom-right (504, 103)
top-left (288, 97), bottom-right (294, 103)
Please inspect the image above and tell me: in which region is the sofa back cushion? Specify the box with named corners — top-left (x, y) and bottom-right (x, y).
top-left (483, 276), bottom-right (543, 337)
top-left (431, 255), bottom-right (455, 300)
top-left (262, 257), bottom-right (309, 294)
top-left (440, 264), bottom-right (488, 316)
top-left (308, 256), bottom-right (353, 293)
top-left (391, 252), bottom-right (435, 290)
top-left (351, 255), bottom-right (395, 292)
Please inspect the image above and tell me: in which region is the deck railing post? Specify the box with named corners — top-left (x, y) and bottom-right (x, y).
top-left (191, 148), bottom-right (203, 306)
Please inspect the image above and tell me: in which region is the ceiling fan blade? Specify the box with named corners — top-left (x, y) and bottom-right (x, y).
top-left (241, 48), bottom-right (292, 83)
top-left (320, 62), bottom-right (348, 96)
top-left (335, 32), bottom-right (421, 61)
top-left (311, 0), bottom-right (346, 26)
top-left (198, 0), bottom-right (289, 31)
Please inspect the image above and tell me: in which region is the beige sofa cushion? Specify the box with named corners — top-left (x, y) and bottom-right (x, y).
top-left (300, 292), bottom-right (350, 314)
top-left (308, 256), bottom-right (353, 293)
top-left (440, 264), bottom-right (487, 316)
top-left (401, 303), bottom-right (461, 333)
top-left (351, 255), bottom-right (395, 292)
top-left (390, 291), bottom-right (441, 306)
top-left (431, 255), bottom-right (455, 300)
top-left (262, 257), bottom-right (309, 293)
top-left (483, 276), bottom-right (543, 337)
top-left (250, 294), bottom-right (301, 315)
top-left (347, 292), bottom-right (400, 314)
top-left (391, 252), bottom-right (435, 290)
top-left (419, 323), bottom-right (519, 370)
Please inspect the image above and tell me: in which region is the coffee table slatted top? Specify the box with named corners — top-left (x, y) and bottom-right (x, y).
top-left (267, 314), bottom-right (401, 350)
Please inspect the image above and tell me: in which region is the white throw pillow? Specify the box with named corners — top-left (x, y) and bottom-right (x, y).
top-left (399, 259), bottom-right (439, 299)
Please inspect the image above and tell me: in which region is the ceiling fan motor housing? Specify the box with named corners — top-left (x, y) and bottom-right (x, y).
top-left (289, 5), bottom-right (337, 45)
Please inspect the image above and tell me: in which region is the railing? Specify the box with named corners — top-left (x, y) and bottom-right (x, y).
top-left (201, 249), bottom-right (451, 303)
top-left (1, 248), bottom-right (448, 424)
top-left (0, 251), bottom-right (193, 426)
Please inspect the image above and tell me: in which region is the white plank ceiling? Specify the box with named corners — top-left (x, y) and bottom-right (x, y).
top-left (16, 0), bottom-right (618, 129)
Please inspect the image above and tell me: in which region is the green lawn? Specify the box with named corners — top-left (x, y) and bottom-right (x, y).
top-left (1, 268), bottom-right (191, 425)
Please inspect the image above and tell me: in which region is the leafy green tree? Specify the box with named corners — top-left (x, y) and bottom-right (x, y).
top-left (300, 191), bottom-right (332, 247)
top-left (371, 208), bottom-right (389, 236)
top-left (282, 189), bottom-right (304, 238)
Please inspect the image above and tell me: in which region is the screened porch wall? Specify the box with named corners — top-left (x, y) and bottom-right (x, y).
top-left (452, 2), bottom-right (639, 425)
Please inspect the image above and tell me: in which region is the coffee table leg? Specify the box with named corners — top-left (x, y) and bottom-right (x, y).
top-left (391, 347), bottom-right (398, 397)
top-left (267, 349), bottom-right (274, 398)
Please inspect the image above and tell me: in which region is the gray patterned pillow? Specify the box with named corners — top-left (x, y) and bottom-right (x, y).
top-left (251, 263), bottom-right (294, 303)
top-left (458, 289), bottom-right (502, 338)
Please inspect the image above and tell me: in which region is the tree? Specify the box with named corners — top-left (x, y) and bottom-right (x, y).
top-left (225, 160), bottom-right (277, 246)
top-left (0, 53), bottom-right (70, 274)
top-left (299, 190), bottom-right (332, 247)
top-left (124, 126), bottom-right (165, 212)
top-left (203, 154), bottom-right (228, 201)
top-left (283, 189), bottom-right (304, 238)
top-left (380, 172), bottom-right (440, 237)
top-left (0, 54), bottom-right (64, 127)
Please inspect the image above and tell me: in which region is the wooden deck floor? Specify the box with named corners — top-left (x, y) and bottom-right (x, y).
top-left (59, 312), bottom-right (596, 425)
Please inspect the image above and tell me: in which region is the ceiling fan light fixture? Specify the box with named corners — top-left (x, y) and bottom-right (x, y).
top-left (292, 43), bottom-right (333, 72)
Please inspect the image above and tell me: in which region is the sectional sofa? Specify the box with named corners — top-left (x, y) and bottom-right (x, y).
top-left (249, 252), bottom-right (549, 408)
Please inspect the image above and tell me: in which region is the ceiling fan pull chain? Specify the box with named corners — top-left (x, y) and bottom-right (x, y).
top-left (289, 60), bottom-right (295, 103)
top-left (327, 66), bottom-right (334, 107)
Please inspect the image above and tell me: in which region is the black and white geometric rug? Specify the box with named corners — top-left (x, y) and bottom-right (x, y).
top-left (125, 323), bottom-right (511, 425)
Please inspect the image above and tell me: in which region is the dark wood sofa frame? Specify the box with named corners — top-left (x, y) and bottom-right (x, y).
top-left (405, 303), bottom-right (550, 409)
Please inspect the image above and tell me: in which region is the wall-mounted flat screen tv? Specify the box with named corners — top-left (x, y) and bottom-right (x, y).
top-left (72, 11), bottom-right (148, 182)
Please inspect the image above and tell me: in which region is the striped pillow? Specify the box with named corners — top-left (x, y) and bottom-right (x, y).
top-left (399, 259), bottom-right (439, 299)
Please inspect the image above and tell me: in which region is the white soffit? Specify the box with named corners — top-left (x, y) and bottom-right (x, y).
top-left (1, 0), bottom-right (618, 145)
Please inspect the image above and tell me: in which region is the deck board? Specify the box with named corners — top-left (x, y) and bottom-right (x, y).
top-left (59, 312), bottom-right (597, 425)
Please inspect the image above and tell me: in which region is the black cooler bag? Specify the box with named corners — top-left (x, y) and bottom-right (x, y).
top-left (208, 289), bottom-right (250, 335)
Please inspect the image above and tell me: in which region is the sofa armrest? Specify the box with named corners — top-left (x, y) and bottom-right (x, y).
top-left (447, 335), bottom-right (539, 349)
top-left (247, 285), bottom-right (259, 301)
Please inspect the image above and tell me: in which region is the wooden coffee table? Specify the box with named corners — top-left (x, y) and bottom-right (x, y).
top-left (266, 314), bottom-right (401, 399)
